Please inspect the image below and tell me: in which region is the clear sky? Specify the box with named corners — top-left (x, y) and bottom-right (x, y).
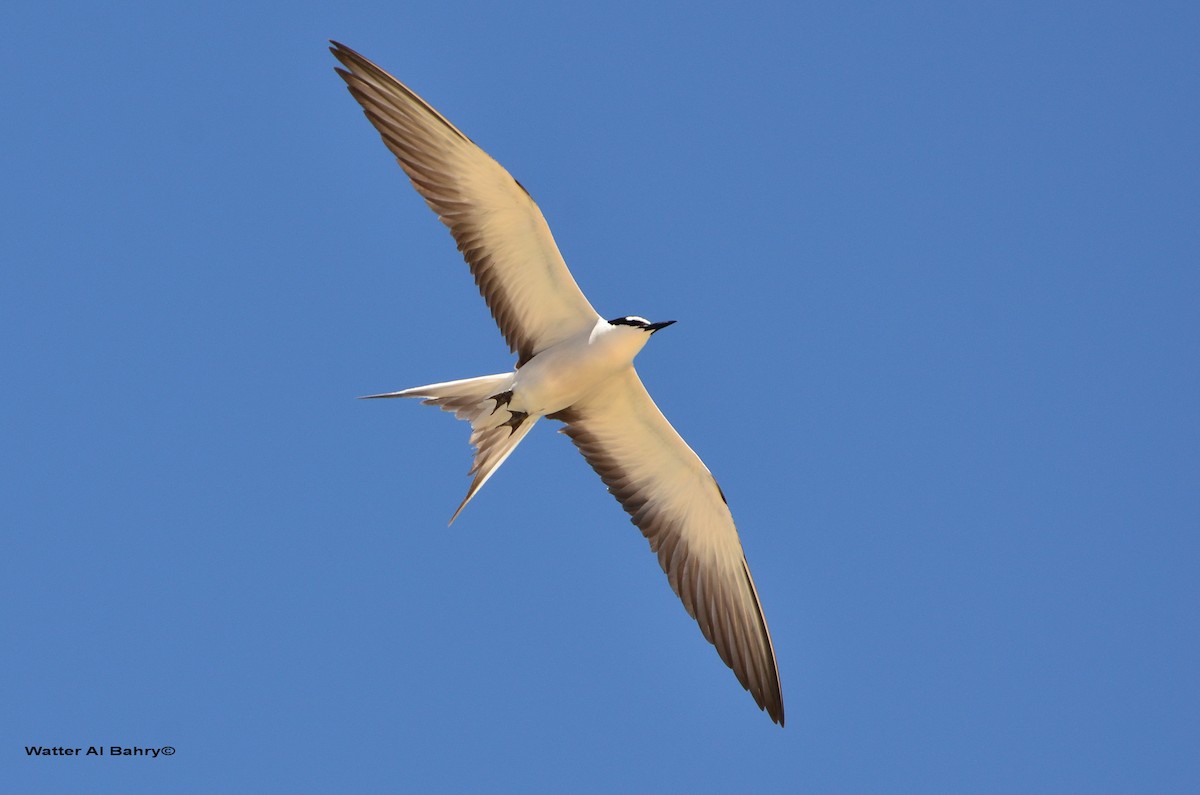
top-left (4, 1), bottom-right (1198, 792)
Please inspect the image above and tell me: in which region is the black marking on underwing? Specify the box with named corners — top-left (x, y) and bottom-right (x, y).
top-left (488, 390), bottom-right (513, 414)
top-left (501, 410), bottom-right (528, 435)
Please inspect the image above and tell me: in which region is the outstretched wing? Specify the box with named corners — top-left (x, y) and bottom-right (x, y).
top-left (331, 42), bottom-right (601, 365)
top-left (551, 369), bottom-right (784, 724)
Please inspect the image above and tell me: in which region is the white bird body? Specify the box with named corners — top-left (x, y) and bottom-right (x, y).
top-left (510, 319), bottom-right (651, 415)
top-left (333, 42), bottom-right (785, 725)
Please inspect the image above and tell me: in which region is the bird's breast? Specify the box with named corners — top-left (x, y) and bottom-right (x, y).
top-left (511, 329), bottom-right (634, 415)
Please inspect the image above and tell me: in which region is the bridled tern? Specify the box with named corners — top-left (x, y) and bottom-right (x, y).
top-left (332, 42), bottom-right (784, 725)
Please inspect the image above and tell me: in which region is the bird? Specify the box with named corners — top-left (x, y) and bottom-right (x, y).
top-left (331, 41), bottom-right (784, 725)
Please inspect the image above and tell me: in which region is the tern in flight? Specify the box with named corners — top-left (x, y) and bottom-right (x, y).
top-left (332, 42), bottom-right (784, 725)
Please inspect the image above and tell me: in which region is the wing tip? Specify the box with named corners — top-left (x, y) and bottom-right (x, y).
top-left (329, 40), bottom-right (359, 67)
top-left (765, 695), bottom-right (786, 727)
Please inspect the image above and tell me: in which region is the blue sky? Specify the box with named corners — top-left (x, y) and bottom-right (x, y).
top-left (4, 1), bottom-right (1198, 792)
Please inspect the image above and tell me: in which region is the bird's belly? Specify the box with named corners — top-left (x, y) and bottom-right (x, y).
top-left (510, 347), bottom-right (623, 415)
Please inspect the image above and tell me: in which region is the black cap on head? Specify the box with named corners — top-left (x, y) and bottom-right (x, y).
top-left (607, 316), bottom-right (676, 333)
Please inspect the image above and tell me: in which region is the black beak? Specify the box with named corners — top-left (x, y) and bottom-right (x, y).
top-left (646, 320), bottom-right (676, 333)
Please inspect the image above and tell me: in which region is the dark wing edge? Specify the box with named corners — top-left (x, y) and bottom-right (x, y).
top-left (551, 374), bottom-right (785, 725)
top-left (329, 41), bottom-right (598, 364)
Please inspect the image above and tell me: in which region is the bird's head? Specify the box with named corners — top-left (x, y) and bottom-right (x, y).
top-left (601, 316), bottom-right (677, 360)
top-left (607, 316), bottom-right (676, 334)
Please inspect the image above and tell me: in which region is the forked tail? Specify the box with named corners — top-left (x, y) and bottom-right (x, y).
top-left (362, 374), bottom-right (538, 524)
